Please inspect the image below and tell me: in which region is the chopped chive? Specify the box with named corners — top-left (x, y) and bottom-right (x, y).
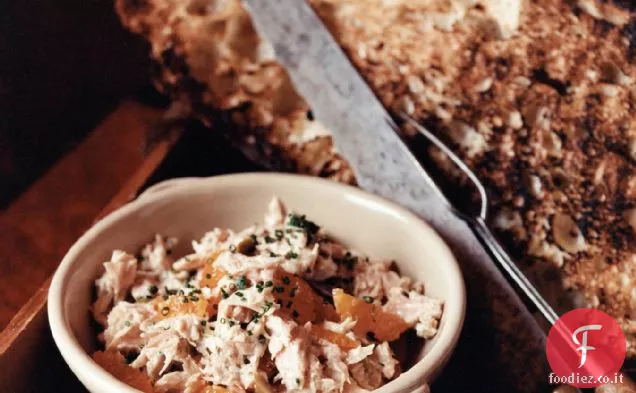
top-left (236, 275), bottom-right (248, 290)
top-left (288, 214), bottom-right (320, 234)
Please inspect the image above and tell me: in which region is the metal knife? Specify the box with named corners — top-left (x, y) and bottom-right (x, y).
top-left (240, 0), bottom-right (551, 362)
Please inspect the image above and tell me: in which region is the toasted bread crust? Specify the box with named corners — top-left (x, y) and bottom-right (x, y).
top-left (115, 0), bottom-right (636, 362)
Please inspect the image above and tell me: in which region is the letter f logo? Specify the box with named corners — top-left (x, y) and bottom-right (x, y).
top-left (572, 324), bottom-right (602, 368)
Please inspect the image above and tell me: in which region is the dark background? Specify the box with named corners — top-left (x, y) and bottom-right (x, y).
top-left (0, 0), bottom-right (151, 209)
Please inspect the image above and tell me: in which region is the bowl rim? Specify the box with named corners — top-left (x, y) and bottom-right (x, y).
top-left (48, 172), bottom-right (466, 393)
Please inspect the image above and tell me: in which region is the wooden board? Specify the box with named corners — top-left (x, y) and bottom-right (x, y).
top-left (0, 100), bottom-right (178, 393)
top-left (0, 100), bottom-right (169, 330)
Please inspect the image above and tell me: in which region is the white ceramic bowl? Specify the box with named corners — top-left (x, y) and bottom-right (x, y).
top-left (48, 173), bottom-right (466, 393)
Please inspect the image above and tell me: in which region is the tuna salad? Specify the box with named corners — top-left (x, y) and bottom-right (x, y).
top-left (91, 198), bottom-right (444, 393)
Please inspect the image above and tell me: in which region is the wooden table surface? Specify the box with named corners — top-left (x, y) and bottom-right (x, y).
top-left (0, 100), bottom-right (165, 330)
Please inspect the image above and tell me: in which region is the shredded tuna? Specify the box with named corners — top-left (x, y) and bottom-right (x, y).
top-left (130, 329), bottom-right (196, 379)
top-left (384, 288), bottom-right (444, 339)
top-left (103, 301), bottom-right (155, 351)
top-left (353, 259), bottom-right (412, 302)
top-left (91, 197), bottom-right (443, 392)
top-left (173, 254), bottom-right (207, 271)
top-left (140, 235), bottom-right (174, 273)
top-left (265, 197), bottom-right (286, 227)
top-left (373, 342), bottom-right (399, 379)
top-left (345, 345), bottom-right (375, 365)
top-left (93, 251), bottom-right (138, 324)
top-left (154, 371), bottom-right (203, 393)
top-left (192, 228), bottom-right (231, 255)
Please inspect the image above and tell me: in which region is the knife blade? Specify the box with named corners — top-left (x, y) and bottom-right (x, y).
top-left (241, 0), bottom-right (546, 346)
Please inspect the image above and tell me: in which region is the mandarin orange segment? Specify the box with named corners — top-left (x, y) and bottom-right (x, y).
top-left (316, 300), bottom-right (339, 322)
top-left (332, 289), bottom-right (411, 342)
top-left (203, 293), bottom-right (221, 318)
top-left (153, 295), bottom-right (210, 319)
top-left (200, 251), bottom-right (227, 289)
top-left (311, 324), bottom-right (358, 350)
top-left (200, 265), bottom-right (227, 289)
top-left (92, 351), bottom-right (153, 393)
top-left (271, 270), bottom-right (338, 324)
top-left (273, 274), bottom-right (316, 324)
